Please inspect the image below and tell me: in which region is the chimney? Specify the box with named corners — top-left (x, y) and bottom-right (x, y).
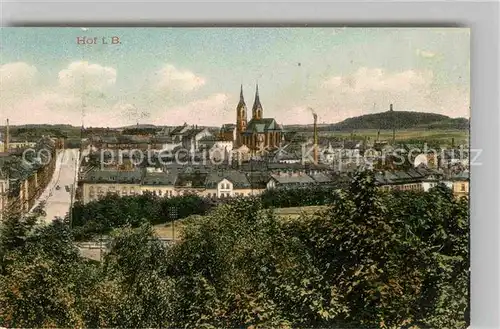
top-left (390, 104), bottom-right (395, 144)
top-left (312, 112), bottom-right (318, 165)
top-left (4, 119), bottom-right (9, 152)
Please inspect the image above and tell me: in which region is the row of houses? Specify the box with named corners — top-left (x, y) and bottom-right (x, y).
top-left (90, 124), bottom-right (217, 152)
top-left (374, 166), bottom-right (469, 198)
top-left (78, 163), bottom-right (469, 205)
top-left (0, 134), bottom-right (38, 153)
top-left (0, 137), bottom-right (60, 219)
top-left (79, 165), bottom-right (350, 204)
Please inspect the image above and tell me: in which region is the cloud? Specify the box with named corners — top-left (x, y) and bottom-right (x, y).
top-left (155, 64), bottom-right (206, 93)
top-left (58, 61), bottom-right (117, 92)
top-left (322, 67), bottom-right (433, 93)
top-left (287, 66), bottom-right (469, 123)
top-left (0, 62), bottom-right (38, 94)
top-left (416, 49), bottom-right (436, 58)
top-left (6, 92), bottom-right (81, 124)
top-left (1, 61), bottom-right (119, 124)
top-left (165, 93), bottom-right (230, 126)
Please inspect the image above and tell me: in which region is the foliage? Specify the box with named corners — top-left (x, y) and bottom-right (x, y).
top-left (71, 186), bottom-right (337, 239)
top-left (0, 217), bottom-right (93, 328)
top-left (0, 171), bottom-right (469, 328)
top-left (260, 185), bottom-right (337, 208)
top-left (70, 193), bottom-right (212, 240)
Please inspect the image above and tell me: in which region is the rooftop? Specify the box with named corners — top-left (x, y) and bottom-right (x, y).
top-left (82, 169), bottom-right (143, 184)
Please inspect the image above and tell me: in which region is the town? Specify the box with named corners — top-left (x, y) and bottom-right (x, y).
top-left (0, 27), bottom-right (471, 329)
top-left (0, 85), bottom-right (469, 223)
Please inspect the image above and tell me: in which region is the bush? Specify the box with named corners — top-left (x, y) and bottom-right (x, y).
top-left (0, 171), bottom-right (469, 328)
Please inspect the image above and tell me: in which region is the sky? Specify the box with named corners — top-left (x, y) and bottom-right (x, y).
top-left (0, 27), bottom-right (470, 127)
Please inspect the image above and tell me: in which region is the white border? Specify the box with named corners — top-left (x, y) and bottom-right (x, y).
top-left (1, 1), bottom-right (499, 328)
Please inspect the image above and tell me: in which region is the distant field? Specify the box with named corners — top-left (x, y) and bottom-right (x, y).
top-left (272, 205), bottom-right (327, 220)
top-left (315, 129), bottom-right (468, 144)
top-left (152, 206), bottom-right (327, 239)
top-left (154, 221), bottom-right (184, 239)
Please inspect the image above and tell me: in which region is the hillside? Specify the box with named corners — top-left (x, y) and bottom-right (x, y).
top-left (320, 111), bottom-right (469, 131)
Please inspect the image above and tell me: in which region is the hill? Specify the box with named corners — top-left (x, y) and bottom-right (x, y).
top-left (320, 111), bottom-right (469, 131)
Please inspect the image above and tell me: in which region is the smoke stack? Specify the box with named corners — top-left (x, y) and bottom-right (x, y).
top-left (390, 104), bottom-right (395, 144)
top-left (312, 112), bottom-right (318, 165)
top-left (4, 119), bottom-right (9, 153)
top-left (377, 130), bottom-right (380, 142)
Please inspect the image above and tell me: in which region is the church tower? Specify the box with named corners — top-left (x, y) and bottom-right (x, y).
top-left (236, 85), bottom-right (247, 147)
top-left (252, 83), bottom-right (263, 120)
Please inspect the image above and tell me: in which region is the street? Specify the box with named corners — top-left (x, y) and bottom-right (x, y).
top-left (32, 148), bottom-right (80, 224)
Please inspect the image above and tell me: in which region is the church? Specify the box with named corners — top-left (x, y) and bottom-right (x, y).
top-left (234, 84), bottom-right (284, 152)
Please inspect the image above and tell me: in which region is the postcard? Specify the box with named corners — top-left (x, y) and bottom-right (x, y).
top-left (0, 27), bottom-right (470, 329)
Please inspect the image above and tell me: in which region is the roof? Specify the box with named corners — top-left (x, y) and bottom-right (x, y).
top-left (246, 171), bottom-right (270, 189)
top-left (182, 128), bottom-right (206, 139)
top-left (9, 137), bottom-right (37, 143)
top-left (199, 135), bottom-right (217, 142)
top-left (343, 140), bottom-right (361, 149)
top-left (142, 170), bottom-right (178, 186)
top-left (170, 123), bottom-right (189, 135)
top-left (174, 172), bottom-right (208, 188)
top-left (151, 136), bottom-right (174, 144)
top-left (205, 170), bottom-right (251, 189)
top-left (270, 173), bottom-right (316, 185)
top-left (82, 169), bottom-right (143, 184)
top-left (101, 136), bottom-right (118, 144)
top-left (220, 124), bottom-right (236, 133)
top-left (373, 168), bottom-right (439, 185)
top-left (450, 170), bottom-right (469, 181)
top-left (274, 151), bottom-right (301, 161)
top-left (243, 118), bottom-right (283, 134)
top-left (309, 172), bottom-right (333, 183)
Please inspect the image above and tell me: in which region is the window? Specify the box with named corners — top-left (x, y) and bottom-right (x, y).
top-left (460, 184), bottom-right (466, 192)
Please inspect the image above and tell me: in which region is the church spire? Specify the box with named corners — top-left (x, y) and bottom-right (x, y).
top-left (236, 85), bottom-right (248, 147)
top-left (252, 83), bottom-right (263, 120)
top-left (238, 84), bottom-right (246, 107)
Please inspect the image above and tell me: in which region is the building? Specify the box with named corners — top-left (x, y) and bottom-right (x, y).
top-left (141, 169), bottom-right (178, 197)
top-left (7, 137), bottom-right (38, 151)
top-left (205, 170), bottom-right (254, 198)
top-left (1, 137), bottom-right (57, 214)
top-left (172, 168), bottom-right (210, 196)
top-left (267, 172), bottom-right (316, 189)
top-left (373, 165), bottom-right (450, 194)
top-left (79, 164), bottom-right (269, 204)
top-left (180, 126), bottom-right (213, 153)
top-left (0, 161), bottom-right (10, 221)
top-left (447, 170), bottom-right (469, 199)
top-left (169, 123), bottom-right (191, 143)
top-left (80, 169), bottom-right (143, 204)
top-left (219, 124), bottom-right (237, 143)
top-left (234, 84), bottom-right (284, 152)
